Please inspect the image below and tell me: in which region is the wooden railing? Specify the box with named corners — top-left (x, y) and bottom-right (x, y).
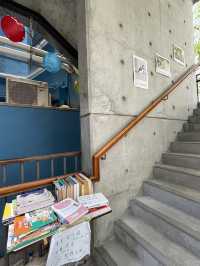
top-left (92, 64), bottom-right (200, 181)
top-left (0, 172), bottom-right (78, 198)
top-left (0, 151), bottom-right (81, 197)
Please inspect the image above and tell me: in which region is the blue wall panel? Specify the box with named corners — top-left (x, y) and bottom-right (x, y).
top-left (0, 106), bottom-right (80, 186)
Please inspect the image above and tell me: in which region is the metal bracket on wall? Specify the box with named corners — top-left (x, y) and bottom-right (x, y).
top-left (162, 95), bottom-right (168, 101)
top-left (101, 154), bottom-right (107, 160)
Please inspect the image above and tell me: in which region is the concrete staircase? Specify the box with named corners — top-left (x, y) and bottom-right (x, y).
top-left (94, 105), bottom-right (200, 266)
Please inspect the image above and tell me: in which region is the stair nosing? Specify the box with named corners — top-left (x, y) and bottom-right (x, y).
top-left (163, 152), bottom-right (200, 159)
top-left (116, 215), bottom-right (199, 266)
top-left (116, 218), bottom-right (171, 266)
top-left (187, 122), bottom-right (200, 125)
top-left (144, 179), bottom-right (200, 204)
top-left (94, 247), bottom-right (109, 266)
top-left (134, 196), bottom-right (200, 241)
top-left (172, 141), bottom-right (200, 144)
top-left (154, 163), bottom-right (200, 177)
top-left (179, 131), bottom-right (200, 134)
top-left (100, 238), bottom-right (142, 266)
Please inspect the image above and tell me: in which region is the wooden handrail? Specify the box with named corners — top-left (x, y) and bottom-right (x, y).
top-left (0, 151), bottom-right (81, 165)
top-left (92, 64), bottom-right (200, 181)
top-left (0, 172), bottom-right (78, 198)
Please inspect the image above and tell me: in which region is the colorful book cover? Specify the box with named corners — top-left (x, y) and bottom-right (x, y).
top-left (13, 207), bottom-right (57, 238)
top-left (27, 207), bottom-right (57, 231)
top-left (7, 222), bottom-right (59, 253)
top-left (52, 198), bottom-right (88, 224)
top-left (14, 216), bottom-right (30, 237)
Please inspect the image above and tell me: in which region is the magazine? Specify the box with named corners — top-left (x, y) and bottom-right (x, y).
top-left (52, 198), bottom-right (88, 224)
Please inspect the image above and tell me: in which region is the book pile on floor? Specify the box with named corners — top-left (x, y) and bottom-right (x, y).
top-left (53, 173), bottom-right (93, 201)
top-left (3, 174), bottom-right (112, 256)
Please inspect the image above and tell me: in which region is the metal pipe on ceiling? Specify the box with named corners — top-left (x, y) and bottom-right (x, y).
top-left (0, 36), bottom-right (79, 75)
top-left (0, 45), bottom-right (77, 74)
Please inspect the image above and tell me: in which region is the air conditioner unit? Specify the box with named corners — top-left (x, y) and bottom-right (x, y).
top-left (6, 77), bottom-right (49, 107)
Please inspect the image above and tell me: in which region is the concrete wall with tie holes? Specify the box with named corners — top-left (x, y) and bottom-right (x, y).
top-left (77, 0), bottom-right (197, 245)
top-left (11, 0), bottom-right (198, 246)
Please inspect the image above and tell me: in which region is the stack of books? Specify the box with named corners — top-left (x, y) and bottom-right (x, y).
top-left (7, 207), bottom-right (59, 252)
top-left (54, 173), bottom-right (93, 201)
top-left (3, 175), bottom-right (112, 253)
top-left (52, 198), bottom-right (88, 224)
top-left (78, 193), bottom-right (112, 219)
top-left (15, 188), bottom-right (55, 215)
top-left (3, 188), bottom-right (55, 225)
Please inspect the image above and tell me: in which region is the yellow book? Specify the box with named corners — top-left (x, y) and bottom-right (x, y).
top-left (3, 203), bottom-right (14, 223)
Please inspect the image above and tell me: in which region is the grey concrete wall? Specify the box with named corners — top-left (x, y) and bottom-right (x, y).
top-left (77, 0), bottom-right (197, 245)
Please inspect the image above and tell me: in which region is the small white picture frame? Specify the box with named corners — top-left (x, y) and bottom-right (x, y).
top-left (155, 53), bottom-right (171, 77)
top-left (133, 55), bottom-right (148, 89)
top-left (173, 44), bottom-right (185, 66)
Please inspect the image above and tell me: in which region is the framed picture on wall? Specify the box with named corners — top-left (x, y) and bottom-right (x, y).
top-left (155, 54), bottom-right (171, 77)
top-left (133, 55), bottom-right (148, 89)
top-left (173, 44), bottom-right (185, 66)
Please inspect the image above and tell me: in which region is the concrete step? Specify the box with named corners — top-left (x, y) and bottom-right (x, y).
top-left (162, 152), bottom-right (200, 170)
top-left (143, 179), bottom-right (200, 219)
top-left (178, 132), bottom-right (200, 141)
top-left (188, 115), bottom-right (200, 123)
top-left (170, 141), bottom-right (200, 154)
top-left (193, 109), bottom-right (200, 116)
top-left (187, 123), bottom-right (200, 132)
top-left (193, 108), bottom-right (200, 116)
top-left (154, 163), bottom-right (200, 190)
top-left (131, 196), bottom-right (200, 257)
top-left (94, 238), bottom-right (142, 266)
top-left (182, 122), bottom-right (200, 132)
top-left (189, 115), bottom-right (200, 123)
top-left (115, 214), bottom-right (200, 266)
top-left (183, 122), bottom-right (192, 132)
top-left (94, 248), bottom-right (108, 266)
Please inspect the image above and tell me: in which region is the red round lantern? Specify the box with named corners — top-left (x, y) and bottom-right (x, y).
top-left (1, 15), bottom-right (25, 42)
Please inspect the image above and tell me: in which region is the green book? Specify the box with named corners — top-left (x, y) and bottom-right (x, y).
top-left (28, 207), bottom-right (57, 231)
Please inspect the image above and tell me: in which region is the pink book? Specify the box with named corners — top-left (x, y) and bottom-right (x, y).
top-left (52, 198), bottom-right (88, 224)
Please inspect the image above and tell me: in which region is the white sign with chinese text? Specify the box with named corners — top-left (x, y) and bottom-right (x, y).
top-left (46, 222), bottom-right (91, 266)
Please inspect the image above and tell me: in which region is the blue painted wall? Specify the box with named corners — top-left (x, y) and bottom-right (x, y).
top-left (0, 105), bottom-right (80, 186)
